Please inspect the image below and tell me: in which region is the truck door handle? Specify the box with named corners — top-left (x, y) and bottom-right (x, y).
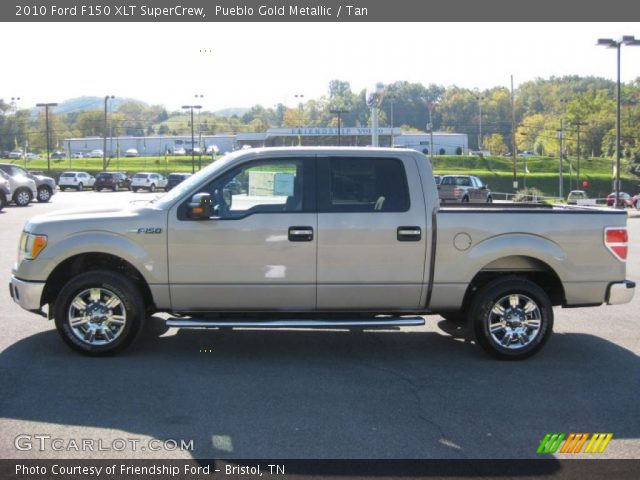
top-left (397, 226), bottom-right (422, 241)
top-left (288, 226), bottom-right (314, 242)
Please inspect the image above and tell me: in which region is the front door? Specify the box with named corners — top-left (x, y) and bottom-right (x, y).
top-left (167, 157), bottom-right (317, 311)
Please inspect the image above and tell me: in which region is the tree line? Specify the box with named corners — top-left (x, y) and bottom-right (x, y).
top-left (1, 76), bottom-right (639, 176)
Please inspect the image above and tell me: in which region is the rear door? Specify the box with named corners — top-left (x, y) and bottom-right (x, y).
top-left (316, 156), bottom-right (427, 310)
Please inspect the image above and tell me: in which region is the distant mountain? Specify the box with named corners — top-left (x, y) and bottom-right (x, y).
top-left (53, 96), bottom-right (145, 114)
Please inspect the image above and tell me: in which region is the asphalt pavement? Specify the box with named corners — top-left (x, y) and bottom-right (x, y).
top-left (0, 191), bottom-right (638, 459)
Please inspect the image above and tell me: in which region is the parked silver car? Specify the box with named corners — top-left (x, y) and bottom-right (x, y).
top-left (0, 163), bottom-right (38, 206)
top-left (0, 170), bottom-right (11, 211)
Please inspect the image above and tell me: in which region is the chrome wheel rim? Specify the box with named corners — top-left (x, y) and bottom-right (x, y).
top-left (67, 288), bottom-right (127, 345)
top-left (16, 191), bottom-right (30, 205)
top-left (38, 188), bottom-right (50, 201)
top-left (487, 294), bottom-right (542, 350)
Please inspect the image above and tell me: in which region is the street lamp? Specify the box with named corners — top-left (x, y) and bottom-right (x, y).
top-left (182, 104), bottom-right (202, 173)
top-left (103, 95), bottom-right (114, 170)
top-left (330, 109), bottom-right (348, 146)
top-left (427, 102), bottom-right (438, 159)
top-left (294, 93), bottom-right (304, 128)
top-left (597, 35), bottom-right (640, 207)
top-left (195, 94), bottom-right (204, 169)
top-left (35, 102), bottom-right (58, 174)
top-left (476, 95), bottom-right (485, 150)
top-left (366, 82), bottom-right (385, 147)
top-left (570, 121), bottom-right (587, 189)
top-left (387, 94), bottom-right (396, 146)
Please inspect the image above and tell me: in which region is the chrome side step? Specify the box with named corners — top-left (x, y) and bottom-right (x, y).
top-left (165, 317), bottom-right (425, 329)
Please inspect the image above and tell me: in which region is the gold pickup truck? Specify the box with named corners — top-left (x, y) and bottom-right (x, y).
top-left (10, 147), bottom-right (635, 359)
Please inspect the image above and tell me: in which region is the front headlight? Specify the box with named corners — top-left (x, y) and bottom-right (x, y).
top-left (18, 232), bottom-right (48, 262)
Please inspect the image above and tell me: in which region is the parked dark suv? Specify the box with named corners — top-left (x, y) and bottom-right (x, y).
top-left (166, 172), bottom-right (192, 191)
top-left (93, 172), bottom-right (131, 191)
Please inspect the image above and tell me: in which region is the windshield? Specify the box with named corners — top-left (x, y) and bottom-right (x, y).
top-left (61, 173), bottom-right (75, 177)
top-left (154, 151), bottom-right (245, 209)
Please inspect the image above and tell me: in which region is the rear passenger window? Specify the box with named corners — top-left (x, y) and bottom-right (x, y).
top-left (326, 158), bottom-right (409, 212)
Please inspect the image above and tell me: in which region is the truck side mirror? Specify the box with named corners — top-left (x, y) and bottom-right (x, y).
top-left (188, 193), bottom-right (212, 220)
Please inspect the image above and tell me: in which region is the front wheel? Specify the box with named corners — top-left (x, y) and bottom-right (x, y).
top-left (0, 192), bottom-right (6, 211)
top-left (486, 196), bottom-right (493, 203)
top-left (76, 183), bottom-right (83, 192)
top-left (13, 188), bottom-right (32, 207)
top-left (469, 276), bottom-right (553, 360)
top-left (54, 270), bottom-right (146, 356)
top-left (149, 184), bottom-right (156, 192)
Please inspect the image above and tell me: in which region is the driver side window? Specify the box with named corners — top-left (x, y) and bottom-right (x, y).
top-left (206, 159), bottom-right (304, 219)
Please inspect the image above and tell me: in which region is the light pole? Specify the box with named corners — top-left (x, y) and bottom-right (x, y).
top-left (182, 104), bottom-right (202, 173)
top-left (556, 122), bottom-right (565, 200)
top-left (195, 94), bottom-right (204, 169)
top-left (387, 94), bottom-right (396, 146)
top-left (476, 95), bottom-right (485, 150)
top-left (330, 109), bottom-right (348, 146)
top-left (103, 95), bottom-right (114, 170)
top-left (427, 102), bottom-right (438, 158)
top-left (35, 102), bottom-right (58, 174)
top-left (366, 83), bottom-right (385, 147)
top-left (294, 93), bottom-right (304, 128)
top-left (597, 35), bottom-right (640, 207)
top-left (570, 121), bottom-right (587, 189)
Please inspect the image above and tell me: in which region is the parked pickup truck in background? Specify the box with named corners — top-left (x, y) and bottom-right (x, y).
top-left (438, 174), bottom-right (492, 203)
top-left (9, 147), bottom-right (635, 359)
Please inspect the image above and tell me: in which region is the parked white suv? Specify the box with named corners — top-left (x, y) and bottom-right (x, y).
top-left (88, 149), bottom-right (104, 158)
top-left (131, 172), bottom-right (168, 192)
top-left (58, 171), bottom-right (96, 191)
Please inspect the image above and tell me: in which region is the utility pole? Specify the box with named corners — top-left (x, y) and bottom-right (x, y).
top-left (103, 95), bottom-right (114, 170)
top-left (572, 121), bottom-right (587, 188)
top-left (330, 109), bottom-right (348, 146)
top-left (510, 75), bottom-right (517, 191)
top-left (36, 102), bottom-right (58, 174)
top-left (557, 120), bottom-right (564, 199)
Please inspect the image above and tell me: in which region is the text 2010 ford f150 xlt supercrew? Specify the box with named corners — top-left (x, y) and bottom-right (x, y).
top-left (9, 147), bottom-right (635, 359)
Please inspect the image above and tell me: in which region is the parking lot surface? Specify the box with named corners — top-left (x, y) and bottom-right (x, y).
top-left (0, 191), bottom-right (639, 459)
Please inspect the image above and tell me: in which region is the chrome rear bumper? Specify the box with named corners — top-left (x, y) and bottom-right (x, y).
top-left (606, 280), bottom-right (636, 305)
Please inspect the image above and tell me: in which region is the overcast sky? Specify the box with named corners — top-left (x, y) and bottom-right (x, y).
top-left (2, 22), bottom-right (640, 111)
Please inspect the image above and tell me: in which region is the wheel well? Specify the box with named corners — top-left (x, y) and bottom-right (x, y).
top-left (460, 256), bottom-right (566, 310)
top-left (42, 253), bottom-right (155, 312)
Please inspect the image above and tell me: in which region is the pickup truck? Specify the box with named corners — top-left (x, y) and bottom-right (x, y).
top-left (438, 174), bottom-right (492, 203)
top-left (9, 147), bottom-right (635, 359)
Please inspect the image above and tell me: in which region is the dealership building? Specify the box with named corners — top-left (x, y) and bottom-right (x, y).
top-left (64, 129), bottom-right (468, 156)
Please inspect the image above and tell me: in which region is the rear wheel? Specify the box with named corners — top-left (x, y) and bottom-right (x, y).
top-left (37, 186), bottom-right (52, 203)
top-left (76, 183), bottom-right (83, 192)
top-left (132, 187), bottom-right (139, 192)
top-left (462, 196), bottom-right (470, 203)
top-left (0, 192), bottom-right (6, 211)
top-left (486, 196), bottom-right (493, 203)
top-left (149, 184), bottom-right (156, 192)
top-left (13, 188), bottom-right (32, 207)
top-left (54, 270), bottom-right (146, 356)
top-left (470, 276), bottom-right (553, 360)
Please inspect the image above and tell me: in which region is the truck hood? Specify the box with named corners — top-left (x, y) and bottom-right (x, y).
top-left (24, 202), bottom-right (163, 232)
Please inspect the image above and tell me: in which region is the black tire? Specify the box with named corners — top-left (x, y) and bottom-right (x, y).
top-left (54, 270), bottom-right (146, 356)
top-left (486, 196), bottom-right (493, 204)
top-left (113, 184), bottom-right (118, 192)
top-left (13, 188), bottom-right (32, 207)
top-left (77, 183), bottom-right (83, 192)
top-left (149, 184), bottom-right (156, 192)
top-left (60, 187), bottom-right (66, 192)
top-left (37, 186), bottom-right (53, 203)
top-left (462, 196), bottom-right (470, 203)
top-left (132, 187), bottom-right (138, 192)
top-left (470, 276), bottom-right (553, 360)
top-left (0, 192), bottom-right (6, 211)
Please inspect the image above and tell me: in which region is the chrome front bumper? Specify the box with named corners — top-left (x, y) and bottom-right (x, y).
top-left (606, 280), bottom-right (636, 305)
top-left (9, 276), bottom-right (45, 311)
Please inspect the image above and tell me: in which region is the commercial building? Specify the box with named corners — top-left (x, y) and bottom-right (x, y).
top-left (64, 129), bottom-right (468, 156)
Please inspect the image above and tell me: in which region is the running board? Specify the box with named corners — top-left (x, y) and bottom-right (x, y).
top-left (165, 317), bottom-right (425, 329)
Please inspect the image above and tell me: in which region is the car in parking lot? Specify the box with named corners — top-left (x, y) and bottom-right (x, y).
top-left (173, 147), bottom-right (186, 156)
top-left (8, 150), bottom-right (23, 159)
top-left (632, 193), bottom-right (640, 209)
top-left (27, 170), bottom-right (57, 202)
top-left (567, 190), bottom-right (588, 205)
top-left (166, 172), bottom-right (192, 191)
top-left (0, 163), bottom-right (38, 206)
top-left (87, 149), bottom-right (104, 158)
top-left (131, 172), bottom-right (168, 192)
top-left (0, 170), bottom-right (11, 211)
top-left (51, 151), bottom-right (66, 159)
top-left (438, 174), bottom-right (492, 203)
top-left (124, 149), bottom-right (139, 157)
top-left (606, 192), bottom-right (633, 207)
top-left (58, 171), bottom-right (96, 191)
top-left (93, 171), bottom-right (131, 191)
top-left (71, 152), bottom-right (84, 159)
